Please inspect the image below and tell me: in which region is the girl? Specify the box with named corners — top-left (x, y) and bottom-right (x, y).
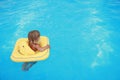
top-left (22, 30), bottom-right (50, 71)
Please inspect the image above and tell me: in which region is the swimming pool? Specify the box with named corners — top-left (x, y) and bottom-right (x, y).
top-left (0, 0), bottom-right (120, 80)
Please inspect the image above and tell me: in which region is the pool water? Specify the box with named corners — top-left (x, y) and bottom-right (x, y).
top-left (0, 0), bottom-right (120, 80)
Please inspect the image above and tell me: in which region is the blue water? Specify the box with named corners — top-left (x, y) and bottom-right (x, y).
top-left (0, 0), bottom-right (120, 80)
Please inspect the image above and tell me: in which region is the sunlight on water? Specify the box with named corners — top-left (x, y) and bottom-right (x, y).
top-left (0, 0), bottom-right (120, 80)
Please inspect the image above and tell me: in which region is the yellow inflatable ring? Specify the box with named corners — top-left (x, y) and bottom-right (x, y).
top-left (10, 36), bottom-right (50, 62)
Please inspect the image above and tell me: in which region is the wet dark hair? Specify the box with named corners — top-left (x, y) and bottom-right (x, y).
top-left (28, 30), bottom-right (40, 43)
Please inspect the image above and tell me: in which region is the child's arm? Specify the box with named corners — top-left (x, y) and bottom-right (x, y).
top-left (35, 44), bottom-right (50, 52)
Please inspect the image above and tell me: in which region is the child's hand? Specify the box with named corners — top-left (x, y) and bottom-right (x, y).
top-left (46, 44), bottom-right (50, 49)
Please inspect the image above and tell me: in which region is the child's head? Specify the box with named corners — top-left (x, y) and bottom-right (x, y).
top-left (28, 30), bottom-right (40, 43)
